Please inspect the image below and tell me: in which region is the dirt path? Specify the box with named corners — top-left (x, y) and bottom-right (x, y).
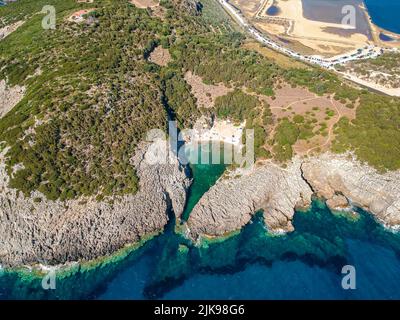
top-left (305, 95), bottom-right (342, 157)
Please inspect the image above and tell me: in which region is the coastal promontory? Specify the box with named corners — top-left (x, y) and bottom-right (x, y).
top-left (186, 153), bottom-right (400, 240)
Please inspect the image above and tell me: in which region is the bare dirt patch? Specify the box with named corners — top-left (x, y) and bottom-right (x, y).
top-left (149, 5), bottom-right (166, 19)
top-left (231, 0), bottom-right (260, 19)
top-left (148, 46), bottom-right (172, 67)
top-left (184, 71), bottom-right (233, 109)
top-left (242, 40), bottom-right (309, 69)
top-left (0, 80), bottom-right (25, 119)
top-left (130, 0), bottom-right (159, 9)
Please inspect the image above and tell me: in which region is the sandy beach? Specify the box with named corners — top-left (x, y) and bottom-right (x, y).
top-left (130, 0), bottom-right (159, 9)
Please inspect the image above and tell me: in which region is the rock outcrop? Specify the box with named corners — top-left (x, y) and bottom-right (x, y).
top-left (301, 153), bottom-right (400, 228)
top-left (187, 160), bottom-right (314, 238)
top-left (172, 0), bottom-right (202, 15)
top-left (0, 142), bottom-right (190, 268)
top-left (187, 153), bottom-right (400, 240)
top-left (0, 21), bottom-right (24, 41)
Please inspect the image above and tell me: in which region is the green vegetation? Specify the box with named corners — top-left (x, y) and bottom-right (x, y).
top-left (214, 90), bottom-right (272, 159)
top-left (1, 0), bottom-right (399, 201)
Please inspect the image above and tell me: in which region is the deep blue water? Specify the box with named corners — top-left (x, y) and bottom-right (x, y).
top-left (365, 0), bottom-right (400, 34)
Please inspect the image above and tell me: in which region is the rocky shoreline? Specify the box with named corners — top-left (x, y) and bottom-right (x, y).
top-left (186, 153), bottom-right (400, 240)
top-left (0, 142), bottom-right (190, 268)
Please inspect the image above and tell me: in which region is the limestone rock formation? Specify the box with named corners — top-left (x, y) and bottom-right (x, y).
top-left (0, 21), bottom-right (24, 41)
top-left (186, 160), bottom-right (314, 239)
top-left (0, 142), bottom-right (190, 268)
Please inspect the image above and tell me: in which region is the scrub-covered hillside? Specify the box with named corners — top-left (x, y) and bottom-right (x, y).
top-left (0, 0), bottom-right (399, 204)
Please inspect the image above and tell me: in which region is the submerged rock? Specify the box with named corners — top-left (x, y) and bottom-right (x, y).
top-left (0, 79), bottom-right (25, 118)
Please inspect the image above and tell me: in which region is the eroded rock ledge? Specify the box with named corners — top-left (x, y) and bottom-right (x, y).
top-left (186, 153), bottom-right (400, 240)
top-left (0, 142), bottom-right (190, 268)
top-left (301, 153), bottom-right (400, 228)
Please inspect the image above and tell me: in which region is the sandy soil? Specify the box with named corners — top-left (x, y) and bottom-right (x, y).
top-left (339, 71), bottom-right (400, 97)
top-left (0, 80), bottom-right (25, 119)
top-left (185, 118), bottom-right (245, 146)
top-left (231, 0), bottom-right (260, 19)
top-left (184, 71), bottom-right (233, 109)
top-left (148, 46), bottom-right (171, 66)
top-left (67, 9), bottom-right (95, 23)
top-left (258, 84), bottom-right (355, 156)
top-left (0, 21), bottom-right (24, 41)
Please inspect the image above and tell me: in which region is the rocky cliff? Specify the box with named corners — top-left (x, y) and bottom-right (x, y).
top-left (301, 153), bottom-right (400, 228)
top-left (2, 148), bottom-right (399, 268)
top-left (0, 79), bottom-right (25, 119)
top-left (186, 153), bottom-right (400, 240)
top-left (0, 142), bottom-right (190, 268)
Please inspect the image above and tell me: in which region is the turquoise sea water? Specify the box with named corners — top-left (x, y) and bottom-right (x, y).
top-left (1, 142), bottom-right (400, 299)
